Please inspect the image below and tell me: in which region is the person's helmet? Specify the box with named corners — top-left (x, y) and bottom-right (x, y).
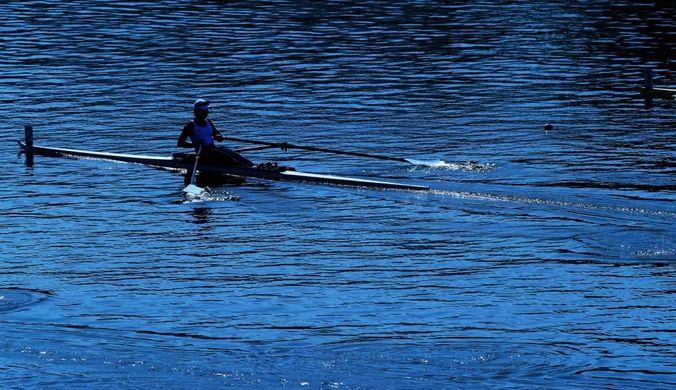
top-left (193, 99), bottom-right (210, 111)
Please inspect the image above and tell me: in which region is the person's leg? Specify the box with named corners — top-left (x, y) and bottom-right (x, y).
top-left (213, 146), bottom-right (254, 167)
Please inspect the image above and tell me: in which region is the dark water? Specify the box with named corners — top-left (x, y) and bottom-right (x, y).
top-left (2, 1), bottom-right (675, 388)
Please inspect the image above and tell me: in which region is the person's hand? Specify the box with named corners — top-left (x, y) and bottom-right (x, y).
top-left (214, 134), bottom-right (223, 142)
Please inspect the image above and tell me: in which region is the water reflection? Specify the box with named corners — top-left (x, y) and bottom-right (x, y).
top-left (190, 207), bottom-right (214, 227)
top-left (21, 151), bottom-right (34, 167)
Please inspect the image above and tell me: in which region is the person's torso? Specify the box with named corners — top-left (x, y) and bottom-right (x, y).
top-left (189, 120), bottom-right (215, 147)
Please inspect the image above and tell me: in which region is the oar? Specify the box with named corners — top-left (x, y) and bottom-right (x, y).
top-left (234, 144), bottom-right (276, 153)
top-left (183, 143), bottom-right (206, 196)
top-left (223, 136), bottom-right (411, 163)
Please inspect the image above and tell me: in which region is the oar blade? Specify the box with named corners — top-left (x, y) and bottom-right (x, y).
top-left (183, 183), bottom-right (210, 199)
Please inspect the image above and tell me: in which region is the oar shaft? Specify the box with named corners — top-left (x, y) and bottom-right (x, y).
top-left (223, 136), bottom-right (409, 163)
top-left (189, 144), bottom-right (202, 185)
top-left (234, 145), bottom-right (276, 153)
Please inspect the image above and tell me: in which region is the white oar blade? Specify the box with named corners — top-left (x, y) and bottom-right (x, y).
top-left (183, 184), bottom-right (208, 197)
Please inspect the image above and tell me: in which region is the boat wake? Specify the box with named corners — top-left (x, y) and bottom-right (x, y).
top-left (429, 189), bottom-right (676, 218)
top-left (0, 288), bottom-right (50, 313)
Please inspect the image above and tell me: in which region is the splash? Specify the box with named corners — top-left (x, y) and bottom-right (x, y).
top-left (407, 159), bottom-right (455, 169)
top-left (459, 161), bottom-right (496, 172)
top-left (182, 188), bottom-right (240, 203)
top-left (210, 191), bottom-right (241, 202)
top-left (183, 185), bottom-right (212, 202)
top-left (407, 159), bottom-right (495, 172)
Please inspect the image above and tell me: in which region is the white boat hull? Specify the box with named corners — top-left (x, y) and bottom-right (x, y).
top-left (18, 142), bottom-right (429, 191)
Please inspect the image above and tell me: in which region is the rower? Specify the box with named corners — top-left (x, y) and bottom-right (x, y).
top-left (177, 99), bottom-right (255, 168)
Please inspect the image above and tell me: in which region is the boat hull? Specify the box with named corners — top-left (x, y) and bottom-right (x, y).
top-left (638, 86), bottom-right (676, 99)
top-left (18, 142), bottom-right (429, 191)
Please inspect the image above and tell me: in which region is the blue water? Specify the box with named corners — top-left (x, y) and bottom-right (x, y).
top-left (2, 1), bottom-right (675, 388)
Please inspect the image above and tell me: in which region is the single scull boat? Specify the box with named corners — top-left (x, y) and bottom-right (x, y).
top-left (17, 129), bottom-right (429, 191)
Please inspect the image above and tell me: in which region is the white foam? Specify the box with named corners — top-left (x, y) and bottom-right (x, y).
top-left (183, 184), bottom-right (211, 201)
top-left (407, 159), bottom-right (496, 172)
top-left (407, 159), bottom-right (456, 169)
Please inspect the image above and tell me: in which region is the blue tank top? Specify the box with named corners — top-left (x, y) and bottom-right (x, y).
top-left (189, 120), bottom-right (215, 147)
